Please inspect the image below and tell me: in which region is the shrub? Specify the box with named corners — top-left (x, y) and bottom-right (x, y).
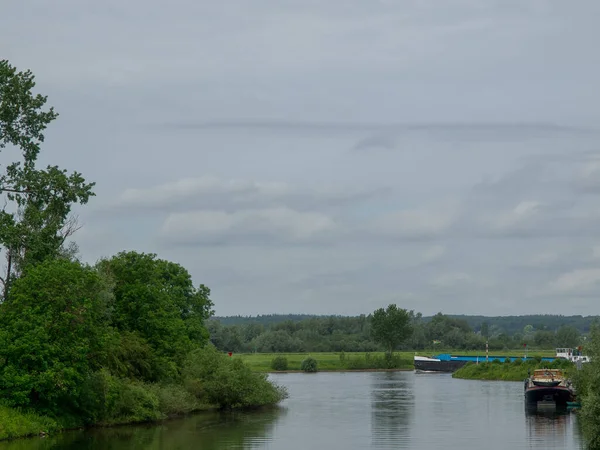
top-left (301, 357), bottom-right (318, 373)
top-left (270, 356), bottom-right (289, 371)
top-left (183, 346), bottom-right (288, 409)
top-left (152, 384), bottom-right (199, 417)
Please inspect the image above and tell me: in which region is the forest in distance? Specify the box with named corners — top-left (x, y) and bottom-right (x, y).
top-left (208, 312), bottom-right (599, 354)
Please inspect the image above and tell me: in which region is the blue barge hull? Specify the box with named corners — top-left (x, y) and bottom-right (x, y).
top-left (436, 354), bottom-right (555, 363)
top-left (414, 354), bottom-right (556, 373)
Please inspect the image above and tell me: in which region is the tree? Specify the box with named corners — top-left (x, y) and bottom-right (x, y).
top-left (556, 325), bottom-right (580, 348)
top-left (370, 304), bottom-right (413, 356)
top-left (0, 259), bottom-right (116, 415)
top-left (0, 60), bottom-right (95, 301)
top-left (480, 321), bottom-right (490, 339)
top-left (573, 325), bottom-right (600, 448)
top-left (96, 251), bottom-right (214, 381)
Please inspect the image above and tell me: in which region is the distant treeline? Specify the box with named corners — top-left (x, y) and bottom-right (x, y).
top-left (208, 312), bottom-right (599, 354)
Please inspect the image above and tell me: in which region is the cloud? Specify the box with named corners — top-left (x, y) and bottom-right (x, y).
top-left (547, 268), bottom-right (600, 295)
top-left (159, 207), bottom-right (338, 246)
top-left (365, 205), bottom-right (458, 240)
top-left (110, 175), bottom-right (390, 213)
top-left (430, 272), bottom-right (473, 288)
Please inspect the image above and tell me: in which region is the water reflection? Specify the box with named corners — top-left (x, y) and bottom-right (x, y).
top-left (524, 408), bottom-right (582, 449)
top-left (0, 407), bottom-right (286, 450)
top-left (370, 372), bottom-right (414, 448)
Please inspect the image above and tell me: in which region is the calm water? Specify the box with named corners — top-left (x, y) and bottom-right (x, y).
top-left (0, 372), bottom-right (584, 450)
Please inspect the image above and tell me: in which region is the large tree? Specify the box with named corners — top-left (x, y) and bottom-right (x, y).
top-left (0, 259), bottom-right (116, 415)
top-left (0, 60), bottom-right (95, 301)
top-left (370, 304), bottom-right (413, 357)
top-left (96, 251), bottom-right (214, 381)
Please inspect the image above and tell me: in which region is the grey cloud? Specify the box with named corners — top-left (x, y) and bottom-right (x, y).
top-left (158, 207), bottom-right (340, 247)
top-left (5, 0), bottom-right (600, 316)
top-left (104, 175), bottom-right (391, 214)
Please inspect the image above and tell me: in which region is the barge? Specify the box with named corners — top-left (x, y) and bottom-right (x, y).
top-left (524, 368), bottom-right (574, 408)
top-left (414, 353), bottom-right (555, 373)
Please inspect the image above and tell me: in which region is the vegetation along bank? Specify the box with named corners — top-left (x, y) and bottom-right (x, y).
top-left (0, 60), bottom-right (287, 441)
top-left (452, 357), bottom-right (576, 382)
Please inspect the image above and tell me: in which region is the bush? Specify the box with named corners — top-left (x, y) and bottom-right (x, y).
top-left (0, 403), bottom-right (59, 440)
top-left (270, 356), bottom-right (289, 371)
top-left (301, 357), bottom-right (318, 373)
top-left (183, 346), bottom-right (288, 409)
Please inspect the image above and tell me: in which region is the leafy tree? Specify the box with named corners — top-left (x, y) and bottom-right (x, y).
top-left (480, 321), bottom-right (490, 339)
top-left (0, 259), bottom-right (115, 416)
top-left (0, 60), bottom-right (95, 301)
top-left (96, 251), bottom-right (214, 381)
top-left (370, 304), bottom-right (413, 356)
top-left (556, 325), bottom-right (580, 348)
top-left (533, 330), bottom-right (556, 349)
top-left (573, 325), bottom-right (600, 449)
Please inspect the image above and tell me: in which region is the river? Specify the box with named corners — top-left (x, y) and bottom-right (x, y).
top-left (0, 371), bottom-right (584, 449)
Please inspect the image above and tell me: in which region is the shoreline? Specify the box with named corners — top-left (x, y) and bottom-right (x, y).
top-left (266, 368), bottom-right (414, 374)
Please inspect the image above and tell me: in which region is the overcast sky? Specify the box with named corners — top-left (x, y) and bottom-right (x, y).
top-left (3, 0), bottom-right (600, 317)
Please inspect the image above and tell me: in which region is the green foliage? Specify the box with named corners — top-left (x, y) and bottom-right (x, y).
top-left (556, 325), bottom-right (581, 348)
top-left (342, 354), bottom-right (412, 370)
top-left (270, 356), bottom-right (289, 371)
top-left (301, 357), bottom-right (318, 373)
top-left (370, 304), bottom-right (413, 356)
top-left (0, 259), bottom-right (115, 416)
top-left (573, 325), bottom-right (600, 449)
top-left (0, 62), bottom-right (286, 441)
top-left (0, 403), bottom-right (59, 440)
top-left (0, 60), bottom-right (95, 302)
top-left (183, 346), bottom-right (288, 409)
top-left (453, 358), bottom-right (575, 381)
top-left (96, 251), bottom-right (214, 382)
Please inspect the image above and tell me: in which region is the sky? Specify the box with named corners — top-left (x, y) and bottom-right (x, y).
top-left (2, 0), bottom-right (600, 317)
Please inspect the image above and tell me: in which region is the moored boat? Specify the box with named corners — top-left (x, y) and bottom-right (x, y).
top-left (413, 355), bottom-right (469, 372)
top-left (524, 369), bottom-right (574, 408)
top-left (413, 353), bottom-right (555, 373)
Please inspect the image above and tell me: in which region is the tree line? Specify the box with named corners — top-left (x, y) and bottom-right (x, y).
top-left (208, 311), bottom-right (590, 353)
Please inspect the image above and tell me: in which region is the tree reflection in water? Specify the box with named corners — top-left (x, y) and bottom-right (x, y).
top-left (370, 372), bottom-right (415, 448)
top-left (0, 407), bottom-right (286, 450)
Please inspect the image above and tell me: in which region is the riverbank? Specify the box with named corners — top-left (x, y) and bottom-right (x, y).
top-left (0, 403), bottom-right (219, 442)
top-left (452, 358), bottom-right (576, 381)
top-left (236, 352), bottom-right (413, 372)
top-left (235, 350), bottom-right (556, 373)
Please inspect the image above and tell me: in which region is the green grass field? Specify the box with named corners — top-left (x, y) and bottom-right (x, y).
top-left (233, 349), bottom-right (557, 372)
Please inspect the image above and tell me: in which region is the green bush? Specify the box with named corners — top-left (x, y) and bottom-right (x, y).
top-left (151, 384), bottom-right (199, 417)
top-left (183, 346), bottom-right (288, 409)
top-left (270, 356), bottom-right (289, 371)
top-left (301, 357), bottom-right (318, 373)
top-left (79, 370), bottom-right (195, 425)
top-left (0, 403), bottom-right (59, 440)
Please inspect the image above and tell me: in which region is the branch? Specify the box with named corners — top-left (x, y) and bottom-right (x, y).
top-left (0, 186), bottom-right (29, 194)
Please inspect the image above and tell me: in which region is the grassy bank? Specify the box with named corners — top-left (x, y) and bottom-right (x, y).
top-left (0, 347), bottom-right (288, 442)
top-left (0, 405), bottom-right (60, 441)
top-left (236, 352), bottom-right (413, 372)
top-left (452, 358), bottom-right (576, 381)
top-left (235, 349), bottom-right (556, 373)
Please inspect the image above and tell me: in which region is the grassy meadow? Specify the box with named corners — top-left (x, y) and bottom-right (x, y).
top-left (233, 349), bottom-right (557, 372)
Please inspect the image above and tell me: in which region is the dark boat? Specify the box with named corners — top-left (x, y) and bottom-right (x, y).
top-left (524, 369), bottom-right (574, 407)
top-left (413, 355), bottom-right (468, 372)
